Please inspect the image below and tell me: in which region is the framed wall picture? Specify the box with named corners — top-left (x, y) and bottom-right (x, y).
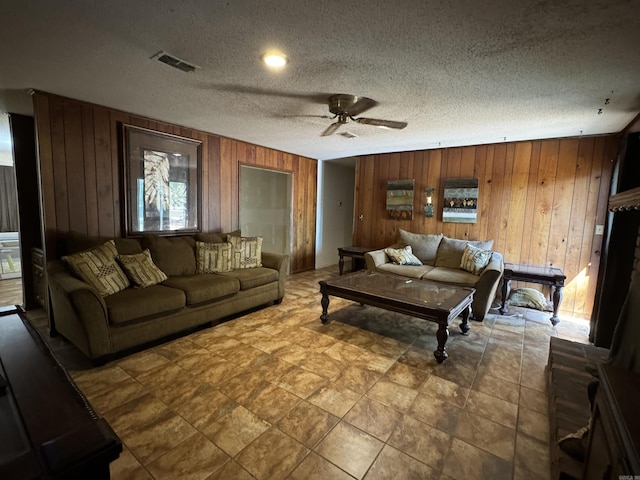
top-left (443, 178), bottom-right (479, 223)
top-left (122, 125), bottom-right (202, 236)
top-left (386, 179), bottom-right (414, 220)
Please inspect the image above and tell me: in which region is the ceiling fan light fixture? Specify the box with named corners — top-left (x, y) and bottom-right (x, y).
top-left (261, 52), bottom-right (288, 68)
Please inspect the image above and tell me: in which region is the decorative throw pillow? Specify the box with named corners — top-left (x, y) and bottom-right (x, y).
top-left (384, 246), bottom-right (423, 266)
top-left (196, 241), bottom-right (233, 273)
top-left (435, 236), bottom-right (494, 269)
top-left (459, 243), bottom-right (493, 275)
top-left (117, 249), bottom-right (168, 288)
top-left (227, 235), bottom-right (263, 269)
top-left (62, 240), bottom-right (130, 296)
top-left (507, 287), bottom-right (549, 311)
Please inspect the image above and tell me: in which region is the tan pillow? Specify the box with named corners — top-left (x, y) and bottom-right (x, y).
top-left (385, 246), bottom-right (423, 266)
top-left (397, 229), bottom-right (443, 264)
top-left (196, 241), bottom-right (232, 273)
top-left (62, 240), bottom-right (130, 296)
top-left (117, 249), bottom-right (168, 288)
top-left (508, 288), bottom-right (548, 311)
top-left (227, 235), bottom-right (263, 269)
top-left (435, 236), bottom-right (494, 269)
top-left (459, 243), bottom-right (492, 275)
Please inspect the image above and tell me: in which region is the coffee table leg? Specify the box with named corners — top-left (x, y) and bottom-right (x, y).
top-left (320, 293), bottom-right (330, 324)
top-left (434, 323), bottom-right (449, 363)
top-left (459, 305), bottom-right (471, 335)
top-left (551, 285), bottom-right (563, 326)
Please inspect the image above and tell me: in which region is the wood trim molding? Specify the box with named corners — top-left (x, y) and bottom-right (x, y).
top-left (609, 186), bottom-right (640, 212)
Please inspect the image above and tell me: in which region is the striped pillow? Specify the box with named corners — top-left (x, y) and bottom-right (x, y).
top-left (227, 236), bottom-right (263, 269)
top-left (384, 246), bottom-right (423, 266)
top-left (195, 241), bottom-right (232, 273)
top-left (459, 243), bottom-right (492, 275)
top-left (117, 249), bottom-right (168, 288)
top-left (62, 240), bottom-right (130, 296)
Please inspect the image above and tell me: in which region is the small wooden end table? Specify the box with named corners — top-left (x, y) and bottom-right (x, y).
top-left (338, 246), bottom-right (374, 275)
top-left (499, 263), bottom-right (566, 325)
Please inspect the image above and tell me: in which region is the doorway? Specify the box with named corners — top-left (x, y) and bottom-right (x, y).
top-left (239, 165), bottom-right (292, 264)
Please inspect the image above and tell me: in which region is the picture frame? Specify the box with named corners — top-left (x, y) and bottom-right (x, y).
top-left (122, 125), bottom-right (202, 236)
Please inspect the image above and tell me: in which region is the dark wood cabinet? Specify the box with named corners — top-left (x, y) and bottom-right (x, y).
top-left (583, 363), bottom-right (640, 479)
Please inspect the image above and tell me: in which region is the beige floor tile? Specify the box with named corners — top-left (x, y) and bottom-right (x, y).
top-left (205, 460), bottom-right (256, 480)
top-left (466, 389), bottom-right (518, 429)
top-left (368, 337), bottom-right (410, 359)
top-left (387, 415), bottom-right (451, 471)
top-left (517, 406), bottom-right (550, 442)
top-left (245, 382), bottom-right (302, 423)
top-left (276, 366), bottom-right (328, 398)
top-left (102, 393), bottom-right (171, 437)
top-left (202, 405), bottom-right (271, 456)
top-left (299, 352), bottom-right (345, 380)
top-left (514, 432), bottom-right (550, 474)
top-left (352, 349), bottom-right (396, 374)
top-left (173, 388), bottom-right (237, 429)
top-left (198, 357), bottom-right (245, 385)
top-left (430, 360), bottom-right (478, 389)
top-left (72, 365), bottom-right (133, 398)
top-left (135, 361), bottom-right (192, 390)
top-left (384, 361), bottom-right (429, 389)
top-left (277, 400), bottom-right (339, 448)
top-left (315, 422), bottom-right (384, 480)
top-left (109, 447), bottom-right (153, 480)
top-left (117, 350), bottom-right (172, 377)
top-left (472, 368), bottom-right (520, 405)
top-left (288, 452), bottom-right (355, 480)
top-left (519, 385), bottom-right (548, 414)
top-left (308, 383), bottom-right (361, 417)
top-left (146, 433), bottom-right (229, 480)
top-left (454, 410), bottom-right (516, 460)
top-left (218, 369), bottom-right (271, 404)
top-left (153, 337), bottom-right (201, 361)
top-left (364, 444), bottom-right (437, 480)
top-left (275, 342), bottom-right (313, 364)
top-left (236, 427), bottom-right (309, 480)
top-left (441, 438), bottom-right (513, 479)
top-left (344, 395), bottom-right (403, 441)
top-left (175, 349), bottom-right (228, 376)
top-left (409, 393), bottom-right (463, 434)
top-left (87, 376), bottom-right (148, 414)
top-left (323, 341), bottom-right (367, 362)
top-left (367, 378), bottom-right (418, 412)
top-left (421, 374), bottom-right (470, 408)
top-left (151, 374), bottom-right (214, 409)
top-left (332, 364), bottom-right (381, 394)
top-left (218, 343), bottom-right (271, 368)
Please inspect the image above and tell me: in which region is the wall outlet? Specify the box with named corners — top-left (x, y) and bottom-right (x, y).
top-left (595, 224), bottom-right (605, 235)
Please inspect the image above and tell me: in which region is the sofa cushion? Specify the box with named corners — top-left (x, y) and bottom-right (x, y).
top-left (163, 274), bottom-right (240, 305)
top-left (377, 263), bottom-right (435, 279)
top-left (422, 267), bottom-right (479, 287)
top-left (142, 235), bottom-right (196, 276)
top-left (459, 243), bottom-right (493, 275)
top-left (384, 246), bottom-right (422, 266)
top-left (218, 267), bottom-right (279, 290)
top-left (196, 241), bottom-right (233, 273)
top-left (195, 230), bottom-right (241, 244)
top-left (65, 231), bottom-right (143, 256)
top-left (117, 249), bottom-right (168, 288)
top-left (434, 237), bottom-right (494, 269)
top-left (62, 240), bottom-right (130, 296)
top-left (397, 230), bottom-right (443, 265)
top-left (228, 236), bottom-right (263, 269)
top-left (105, 284), bottom-right (186, 325)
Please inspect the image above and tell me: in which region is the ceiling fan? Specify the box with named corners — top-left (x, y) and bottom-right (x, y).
top-left (321, 94), bottom-right (408, 136)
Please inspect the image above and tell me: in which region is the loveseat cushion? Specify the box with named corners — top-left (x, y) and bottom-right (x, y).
top-left (397, 230), bottom-right (443, 265)
top-left (422, 267), bottom-right (479, 287)
top-left (218, 267), bottom-right (279, 290)
top-left (377, 263), bottom-right (435, 279)
top-left (142, 235), bottom-right (196, 276)
top-left (106, 284), bottom-right (186, 325)
top-left (434, 237), bottom-right (494, 269)
top-left (163, 274), bottom-right (240, 305)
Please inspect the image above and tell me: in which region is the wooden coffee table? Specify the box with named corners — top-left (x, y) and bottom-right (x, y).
top-left (319, 271), bottom-right (475, 363)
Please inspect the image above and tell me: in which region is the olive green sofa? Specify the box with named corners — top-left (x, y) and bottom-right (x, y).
top-left (47, 232), bottom-right (288, 363)
top-left (365, 229), bottom-right (503, 321)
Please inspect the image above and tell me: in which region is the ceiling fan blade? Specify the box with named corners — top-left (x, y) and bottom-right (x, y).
top-left (321, 122), bottom-right (343, 136)
top-left (355, 117), bottom-right (408, 130)
top-left (347, 97), bottom-right (378, 116)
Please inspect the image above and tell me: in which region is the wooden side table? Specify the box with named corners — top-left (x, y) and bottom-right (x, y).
top-left (337, 246), bottom-right (374, 275)
top-left (499, 262), bottom-right (566, 325)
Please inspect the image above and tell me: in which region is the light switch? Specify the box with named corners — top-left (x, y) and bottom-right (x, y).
top-left (595, 225), bottom-right (604, 235)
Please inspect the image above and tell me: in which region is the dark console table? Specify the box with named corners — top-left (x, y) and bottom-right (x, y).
top-left (338, 246), bottom-right (374, 275)
top-left (0, 311), bottom-right (122, 479)
top-left (499, 262), bottom-right (566, 325)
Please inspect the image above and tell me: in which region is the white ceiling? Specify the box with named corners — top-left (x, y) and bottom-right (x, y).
top-left (1, 0), bottom-right (639, 161)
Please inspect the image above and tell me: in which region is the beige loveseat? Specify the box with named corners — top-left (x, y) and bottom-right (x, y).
top-left (47, 231), bottom-right (288, 363)
top-left (365, 229), bottom-right (503, 321)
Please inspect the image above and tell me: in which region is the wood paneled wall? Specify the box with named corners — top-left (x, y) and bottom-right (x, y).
top-left (354, 136), bottom-right (618, 317)
top-left (33, 92), bottom-right (317, 272)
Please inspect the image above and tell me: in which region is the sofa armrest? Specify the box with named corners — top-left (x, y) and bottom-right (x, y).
top-left (47, 260), bottom-right (112, 359)
top-left (472, 252), bottom-right (504, 321)
top-left (365, 249), bottom-right (389, 270)
top-left (261, 252), bottom-right (289, 300)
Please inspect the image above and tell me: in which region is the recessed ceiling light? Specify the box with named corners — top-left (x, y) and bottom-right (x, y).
top-left (261, 52), bottom-right (288, 68)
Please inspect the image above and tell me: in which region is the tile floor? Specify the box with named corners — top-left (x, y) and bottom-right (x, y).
top-left (66, 266), bottom-right (591, 480)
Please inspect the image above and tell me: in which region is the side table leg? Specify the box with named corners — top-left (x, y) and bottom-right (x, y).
top-left (499, 278), bottom-right (510, 314)
top-left (459, 305), bottom-right (471, 335)
top-left (320, 293), bottom-right (330, 324)
top-left (338, 255), bottom-right (344, 275)
top-left (551, 285), bottom-right (563, 326)
top-left (434, 323), bottom-right (449, 363)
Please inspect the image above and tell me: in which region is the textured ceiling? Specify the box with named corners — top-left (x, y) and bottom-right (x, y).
top-left (1, 0), bottom-right (639, 161)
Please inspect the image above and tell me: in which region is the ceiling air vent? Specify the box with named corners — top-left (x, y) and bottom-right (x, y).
top-left (153, 51), bottom-right (199, 73)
